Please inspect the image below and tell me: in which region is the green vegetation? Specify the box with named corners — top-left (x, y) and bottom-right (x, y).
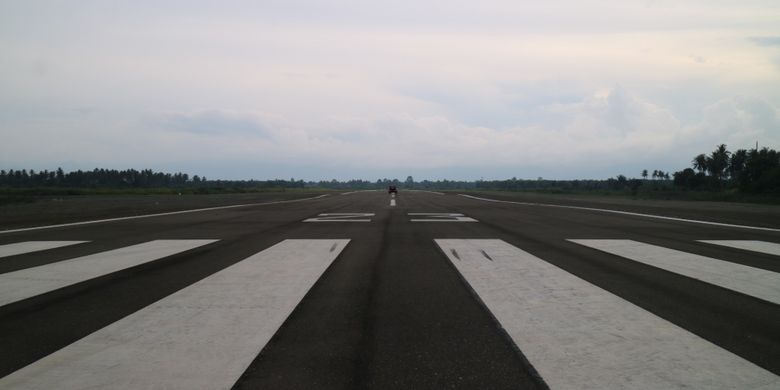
top-left (454, 145), bottom-right (778, 203)
top-left (0, 168), bottom-right (308, 190)
top-left (0, 168), bottom-right (313, 205)
top-left (2, 146), bottom-right (778, 206)
top-left (673, 145), bottom-right (779, 194)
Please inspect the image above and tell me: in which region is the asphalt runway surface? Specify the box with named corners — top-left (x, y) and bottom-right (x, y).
top-left (1, 190), bottom-right (779, 389)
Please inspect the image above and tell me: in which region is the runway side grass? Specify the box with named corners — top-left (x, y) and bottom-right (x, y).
top-left (457, 190), bottom-right (780, 229)
top-left (0, 189), bottom-right (331, 230)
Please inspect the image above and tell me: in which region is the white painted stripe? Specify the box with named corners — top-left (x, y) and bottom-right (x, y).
top-left (409, 213), bottom-right (478, 222)
top-left (390, 199), bottom-right (396, 207)
top-left (699, 240), bottom-right (780, 256)
top-left (0, 240), bottom-right (217, 307)
top-left (0, 241), bottom-right (88, 259)
top-left (407, 190), bottom-right (445, 195)
top-left (0, 239), bottom-right (349, 390)
top-left (303, 213), bottom-right (374, 222)
top-left (340, 190), bottom-right (379, 195)
top-left (458, 194), bottom-right (780, 232)
top-left (435, 239), bottom-right (779, 389)
top-left (569, 239), bottom-right (780, 305)
top-left (0, 194), bottom-right (329, 234)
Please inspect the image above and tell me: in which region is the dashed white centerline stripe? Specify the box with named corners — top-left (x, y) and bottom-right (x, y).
top-left (0, 241), bottom-right (89, 259)
top-left (699, 240), bottom-right (780, 256)
top-left (0, 195), bottom-right (330, 234)
top-left (458, 194), bottom-right (780, 232)
top-left (0, 240), bottom-right (217, 307)
top-left (569, 239), bottom-right (780, 305)
top-left (406, 190), bottom-right (445, 195)
top-left (303, 213), bottom-right (375, 222)
top-left (435, 239), bottom-right (779, 389)
top-left (390, 199), bottom-right (396, 207)
top-left (0, 239), bottom-right (349, 390)
top-left (340, 190), bottom-right (379, 195)
top-left (409, 213), bottom-right (478, 222)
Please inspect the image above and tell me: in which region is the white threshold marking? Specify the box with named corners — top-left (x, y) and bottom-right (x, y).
top-left (406, 190), bottom-right (445, 195)
top-left (458, 194), bottom-right (780, 232)
top-left (699, 240), bottom-right (780, 256)
top-left (0, 240), bottom-right (217, 307)
top-left (0, 194), bottom-right (329, 234)
top-left (303, 213), bottom-right (374, 222)
top-left (435, 239), bottom-right (779, 389)
top-left (569, 239), bottom-right (780, 305)
top-left (0, 241), bottom-right (88, 259)
top-left (0, 239), bottom-right (349, 390)
top-left (408, 213), bottom-right (477, 222)
top-left (340, 190), bottom-right (378, 195)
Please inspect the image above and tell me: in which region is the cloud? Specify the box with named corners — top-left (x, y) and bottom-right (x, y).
top-left (750, 36), bottom-right (780, 46)
top-left (693, 96), bottom-right (780, 148)
top-left (2, 1), bottom-right (779, 180)
top-left (137, 88), bottom-right (689, 174)
top-left (158, 110), bottom-right (272, 137)
top-left (2, 88), bottom-right (777, 180)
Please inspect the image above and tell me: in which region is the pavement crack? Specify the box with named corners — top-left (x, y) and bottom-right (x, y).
top-left (480, 249), bottom-right (493, 261)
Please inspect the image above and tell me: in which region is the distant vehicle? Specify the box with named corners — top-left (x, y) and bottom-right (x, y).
top-left (388, 185), bottom-right (397, 194)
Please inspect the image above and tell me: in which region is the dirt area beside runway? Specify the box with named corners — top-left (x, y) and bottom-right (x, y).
top-left (458, 191), bottom-right (780, 229)
top-left (0, 192), bottom-right (329, 230)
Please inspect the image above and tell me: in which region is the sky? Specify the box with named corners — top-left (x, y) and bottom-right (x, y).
top-left (1, 0), bottom-right (779, 181)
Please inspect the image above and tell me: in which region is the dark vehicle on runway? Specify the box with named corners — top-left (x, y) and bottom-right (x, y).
top-left (388, 185), bottom-right (397, 194)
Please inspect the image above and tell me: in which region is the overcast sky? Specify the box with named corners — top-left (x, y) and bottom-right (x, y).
top-left (1, 1), bottom-right (779, 180)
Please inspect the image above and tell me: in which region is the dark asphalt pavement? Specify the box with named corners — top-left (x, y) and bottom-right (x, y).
top-left (1, 190), bottom-right (778, 389)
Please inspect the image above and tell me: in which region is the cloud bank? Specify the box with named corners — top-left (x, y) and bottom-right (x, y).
top-left (1, 1), bottom-right (779, 179)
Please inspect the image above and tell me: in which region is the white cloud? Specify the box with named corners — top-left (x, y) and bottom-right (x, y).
top-left (692, 96), bottom-right (780, 149)
top-left (1, 1), bottom-right (779, 179)
top-left (121, 89), bottom-right (690, 172)
top-left (158, 110), bottom-right (273, 137)
top-left (2, 87), bottom-right (776, 179)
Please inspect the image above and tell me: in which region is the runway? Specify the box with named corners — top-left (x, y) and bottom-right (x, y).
top-left (1, 190), bottom-right (779, 389)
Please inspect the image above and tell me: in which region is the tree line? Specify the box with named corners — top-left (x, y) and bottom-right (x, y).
top-left (0, 168), bottom-right (645, 193)
top-left (309, 177), bottom-right (645, 192)
top-left (672, 144), bottom-right (779, 193)
top-left (0, 168), bottom-right (308, 189)
top-left (2, 145), bottom-right (777, 195)
top-left (0, 168), bottom-right (197, 188)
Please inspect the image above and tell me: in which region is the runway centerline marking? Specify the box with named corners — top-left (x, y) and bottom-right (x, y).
top-left (458, 194), bottom-right (780, 232)
top-left (340, 190), bottom-right (378, 195)
top-left (408, 213), bottom-right (478, 222)
top-left (390, 199), bottom-right (396, 207)
top-left (699, 240), bottom-right (780, 256)
top-left (406, 190), bottom-right (445, 195)
top-left (0, 240), bottom-right (217, 307)
top-left (303, 213), bottom-right (374, 222)
top-left (0, 241), bottom-right (88, 259)
top-left (0, 239), bottom-right (349, 390)
top-left (435, 239), bottom-right (779, 389)
top-left (569, 239), bottom-right (780, 305)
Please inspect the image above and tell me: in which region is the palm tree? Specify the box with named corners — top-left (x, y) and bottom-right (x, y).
top-left (708, 144), bottom-right (730, 184)
top-left (692, 154), bottom-right (708, 173)
top-left (729, 149), bottom-right (748, 183)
